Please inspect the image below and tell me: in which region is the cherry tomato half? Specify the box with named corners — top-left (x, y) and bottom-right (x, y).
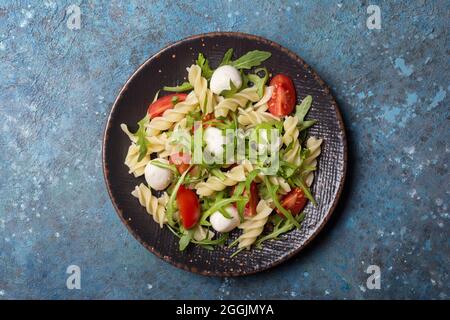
top-left (267, 74), bottom-right (296, 116)
top-left (176, 185), bottom-right (200, 229)
top-left (276, 188), bottom-right (307, 218)
top-left (147, 93), bottom-right (187, 118)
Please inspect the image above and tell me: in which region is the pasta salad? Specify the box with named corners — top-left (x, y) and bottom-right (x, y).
top-left (121, 49), bottom-right (322, 256)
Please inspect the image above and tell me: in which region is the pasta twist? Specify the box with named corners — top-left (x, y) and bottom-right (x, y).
top-left (124, 143), bottom-right (150, 177)
top-left (131, 183), bottom-right (169, 228)
top-left (195, 164), bottom-right (249, 197)
top-left (214, 87), bottom-right (259, 118)
top-left (237, 199), bottom-right (273, 249)
top-left (303, 136), bottom-right (323, 187)
top-left (282, 116), bottom-right (301, 166)
top-left (146, 91), bottom-right (198, 136)
top-left (269, 176), bottom-right (291, 194)
top-left (188, 65), bottom-right (216, 114)
top-left (237, 107), bottom-right (280, 127)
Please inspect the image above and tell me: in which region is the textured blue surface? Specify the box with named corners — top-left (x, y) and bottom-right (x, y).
top-left (0, 0), bottom-right (449, 299)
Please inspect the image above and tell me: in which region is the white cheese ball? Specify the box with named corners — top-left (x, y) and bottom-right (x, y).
top-left (210, 205), bottom-right (240, 233)
top-left (210, 65), bottom-right (242, 95)
top-left (204, 127), bottom-right (225, 157)
top-left (144, 158), bottom-right (173, 191)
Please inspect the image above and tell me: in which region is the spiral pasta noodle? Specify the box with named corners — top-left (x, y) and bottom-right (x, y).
top-left (237, 200), bottom-right (273, 249)
top-left (188, 65), bottom-right (216, 114)
top-left (303, 136), bottom-right (323, 187)
top-left (269, 176), bottom-right (291, 194)
top-left (214, 87), bottom-right (259, 118)
top-left (131, 183), bottom-right (169, 228)
top-left (195, 164), bottom-right (248, 197)
top-left (146, 91), bottom-right (198, 136)
top-left (281, 116), bottom-right (301, 166)
top-left (237, 107), bottom-right (280, 127)
top-left (124, 143), bottom-right (150, 177)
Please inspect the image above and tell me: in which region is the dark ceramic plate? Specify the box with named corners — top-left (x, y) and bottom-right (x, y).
top-left (103, 32), bottom-right (347, 276)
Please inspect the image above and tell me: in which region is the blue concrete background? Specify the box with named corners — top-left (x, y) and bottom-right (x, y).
top-left (0, 0), bottom-right (448, 299)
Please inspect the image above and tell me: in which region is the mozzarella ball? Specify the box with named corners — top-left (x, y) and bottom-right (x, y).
top-left (204, 126), bottom-right (225, 157)
top-left (210, 205), bottom-right (240, 233)
top-left (210, 65), bottom-right (242, 95)
top-left (144, 158), bottom-right (173, 190)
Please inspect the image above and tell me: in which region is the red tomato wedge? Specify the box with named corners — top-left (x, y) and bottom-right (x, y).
top-left (147, 93), bottom-right (187, 118)
top-left (244, 182), bottom-right (259, 217)
top-left (267, 74), bottom-right (296, 116)
top-left (276, 188), bottom-right (307, 218)
top-left (176, 185), bottom-right (200, 229)
top-left (169, 152), bottom-right (191, 174)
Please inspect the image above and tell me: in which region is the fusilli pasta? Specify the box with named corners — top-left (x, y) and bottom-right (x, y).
top-left (214, 87), bottom-right (259, 118)
top-left (237, 199), bottom-right (273, 249)
top-left (195, 164), bottom-right (249, 197)
top-left (131, 183), bottom-right (169, 228)
top-left (237, 107), bottom-right (280, 127)
top-left (303, 136), bottom-right (323, 187)
top-left (146, 91), bottom-right (198, 136)
top-left (282, 116), bottom-right (301, 166)
top-left (124, 143), bottom-right (150, 177)
top-left (188, 64), bottom-right (216, 114)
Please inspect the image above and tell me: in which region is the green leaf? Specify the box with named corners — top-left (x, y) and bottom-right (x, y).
top-left (196, 53), bottom-right (214, 79)
top-left (230, 50), bottom-right (272, 70)
top-left (256, 212), bottom-right (306, 247)
top-left (298, 120), bottom-right (317, 132)
top-left (221, 80), bottom-right (239, 98)
top-left (247, 67), bottom-right (268, 98)
top-left (179, 233), bottom-right (191, 251)
top-left (163, 82), bottom-right (193, 92)
top-left (295, 95), bottom-right (313, 122)
top-left (219, 48), bottom-right (234, 66)
top-left (134, 114), bottom-right (150, 162)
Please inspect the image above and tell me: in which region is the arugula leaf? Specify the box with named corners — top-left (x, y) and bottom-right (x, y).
top-left (134, 114), bottom-right (150, 162)
top-left (179, 233), bottom-right (191, 251)
top-left (247, 67), bottom-right (268, 98)
top-left (163, 82), bottom-right (193, 92)
top-left (295, 95), bottom-right (312, 122)
top-left (256, 212), bottom-right (306, 247)
top-left (196, 53), bottom-right (214, 79)
top-left (221, 80), bottom-right (239, 98)
top-left (230, 50), bottom-right (272, 70)
top-left (219, 48), bottom-right (234, 66)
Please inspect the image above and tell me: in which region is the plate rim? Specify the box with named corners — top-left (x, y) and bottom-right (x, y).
top-left (102, 31), bottom-right (348, 277)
